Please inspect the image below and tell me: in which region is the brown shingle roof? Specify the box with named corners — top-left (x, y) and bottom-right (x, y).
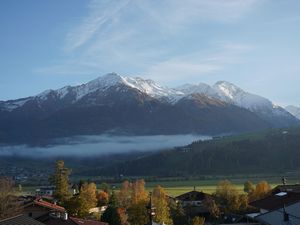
top-left (175, 190), bottom-right (211, 201)
top-left (0, 214), bottom-right (45, 225)
top-left (250, 192), bottom-right (300, 211)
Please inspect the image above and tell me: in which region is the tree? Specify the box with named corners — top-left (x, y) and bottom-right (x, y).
top-left (215, 180), bottom-right (240, 213)
top-left (170, 201), bottom-right (187, 225)
top-left (118, 180), bottom-right (131, 209)
top-left (127, 179), bottom-right (149, 225)
top-left (0, 177), bottom-right (21, 219)
top-left (51, 160), bottom-right (71, 204)
top-left (127, 201), bottom-right (149, 225)
top-left (100, 182), bottom-right (111, 194)
top-left (131, 179), bottom-right (148, 204)
top-left (152, 186), bottom-right (173, 225)
top-left (249, 181), bottom-right (271, 201)
top-left (203, 197), bottom-right (220, 220)
top-left (66, 182), bottom-right (98, 218)
top-left (190, 216), bottom-right (205, 225)
top-left (97, 190), bottom-right (109, 207)
top-left (244, 180), bottom-right (254, 194)
top-left (101, 192), bottom-right (122, 225)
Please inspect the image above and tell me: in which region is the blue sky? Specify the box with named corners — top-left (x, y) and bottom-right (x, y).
top-left (1, 0), bottom-right (300, 106)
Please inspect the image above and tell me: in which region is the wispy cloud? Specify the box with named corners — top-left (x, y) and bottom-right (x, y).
top-left (146, 43), bottom-right (254, 84)
top-left (37, 0), bottom-right (261, 82)
top-left (64, 0), bottom-right (131, 52)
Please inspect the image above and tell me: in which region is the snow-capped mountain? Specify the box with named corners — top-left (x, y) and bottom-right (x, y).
top-left (176, 80), bottom-right (297, 127)
top-left (0, 73), bottom-right (298, 146)
top-left (1, 73), bottom-right (184, 112)
top-left (285, 105), bottom-right (300, 120)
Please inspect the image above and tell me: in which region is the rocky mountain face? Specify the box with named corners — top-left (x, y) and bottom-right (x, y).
top-left (0, 73), bottom-right (298, 145)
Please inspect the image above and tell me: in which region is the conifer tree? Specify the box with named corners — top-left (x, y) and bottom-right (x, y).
top-left (102, 192), bottom-right (122, 225)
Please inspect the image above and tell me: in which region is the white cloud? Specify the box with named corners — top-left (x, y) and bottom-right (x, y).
top-left (145, 43), bottom-right (253, 84)
top-left (37, 0), bottom-right (261, 80)
top-left (64, 0), bottom-right (131, 52)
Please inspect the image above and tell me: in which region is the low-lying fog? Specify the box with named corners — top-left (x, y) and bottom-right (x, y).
top-left (0, 134), bottom-right (211, 157)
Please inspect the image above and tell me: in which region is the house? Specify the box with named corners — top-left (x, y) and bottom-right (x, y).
top-left (176, 190), bottom-right (211, 207)
top-left (254, 201), bottom-right (300, 225)
top-left (23, 198), bottom-right (66, 219)
top-left (35, 186), bottom-right (56, 196)
top-left (272, 184), bottom-right (300, 194)
top-left (249, 187), bottom-right (300, 213)
top-left (247, 184), bottom-right (300, 224)
top-left (175, 190), bottom-right (212, 218)
top-left (0, 214), bottom-right (45, 225)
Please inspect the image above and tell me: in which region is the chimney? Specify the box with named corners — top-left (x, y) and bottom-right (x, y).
top-left (193, 186), bottom-right (196, 191)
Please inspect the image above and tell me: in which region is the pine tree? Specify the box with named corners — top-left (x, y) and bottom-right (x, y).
top-left (102, 192), bottom-right (122, 225)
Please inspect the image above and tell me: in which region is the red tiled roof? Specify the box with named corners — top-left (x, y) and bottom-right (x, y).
top-left (34, 199), bottom-right (66, 212)
top-left (70, 217), bottom-right (108, 225)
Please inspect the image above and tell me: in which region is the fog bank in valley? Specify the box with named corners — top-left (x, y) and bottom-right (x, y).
top-left (0, 134), bottom-right (211, 157)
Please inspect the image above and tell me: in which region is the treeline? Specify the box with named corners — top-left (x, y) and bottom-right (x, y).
top-left (50, 160), bottom-right (272, 225)
top-left (50, 160), bottom-right (203, 225)
top-left (0, 159), bottom-right (273, 224)
top-left (95, 127), bottom-right (300, 176)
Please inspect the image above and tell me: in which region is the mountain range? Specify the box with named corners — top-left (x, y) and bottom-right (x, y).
top-left (0, 73), bottom-right (299, 146)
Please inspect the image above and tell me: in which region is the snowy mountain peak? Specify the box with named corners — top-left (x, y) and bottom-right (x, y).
top-left (213, 81), bottom-right (244, 100)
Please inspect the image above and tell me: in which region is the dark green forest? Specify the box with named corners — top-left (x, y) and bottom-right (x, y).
top-left (94, 127), bottom-right (300, 177)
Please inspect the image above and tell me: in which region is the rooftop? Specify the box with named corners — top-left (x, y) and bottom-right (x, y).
top-left (0, 214), bottom-right (45, 225)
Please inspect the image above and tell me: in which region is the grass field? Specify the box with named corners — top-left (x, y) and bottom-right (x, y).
top-left (21, 175), bottom-right (300, 197)
top-left (106, 175), bottom-right (300, 197)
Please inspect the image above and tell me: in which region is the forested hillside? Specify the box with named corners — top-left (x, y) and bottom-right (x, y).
top-left (95, 127), bottom-right (300, 177)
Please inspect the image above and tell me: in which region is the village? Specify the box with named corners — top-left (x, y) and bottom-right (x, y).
top-left (0, 160), bottom-right (299, 225)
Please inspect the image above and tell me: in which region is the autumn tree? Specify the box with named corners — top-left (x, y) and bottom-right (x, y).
top-left (215, 180), bottom-right (241, 213)
top-left (203, 197), bottom-right (220, 220)
top-left (51, 160), bottom-right (71, 204)
top-left (249, 181), bottom-right (271, 201)
top-left (66, 182), bottom-right (98, 218)
top-left (118, 180), bottom-right (131, 209)
top-left (244, 180), bottom-right (255, 194)
top-left (190, 216), bottom-right (205, 225)
top-left (97, 190), bottom-right (109, 207)
top-left (152, 186), bottom-right (173, 225)
top-left (0, 177), bottom-right (21, 219)
top-left (127, 179), bottom-right (149, 225)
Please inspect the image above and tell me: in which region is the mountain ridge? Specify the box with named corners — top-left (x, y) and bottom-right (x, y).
top-left (0, 73), bottom-right (298, 146)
